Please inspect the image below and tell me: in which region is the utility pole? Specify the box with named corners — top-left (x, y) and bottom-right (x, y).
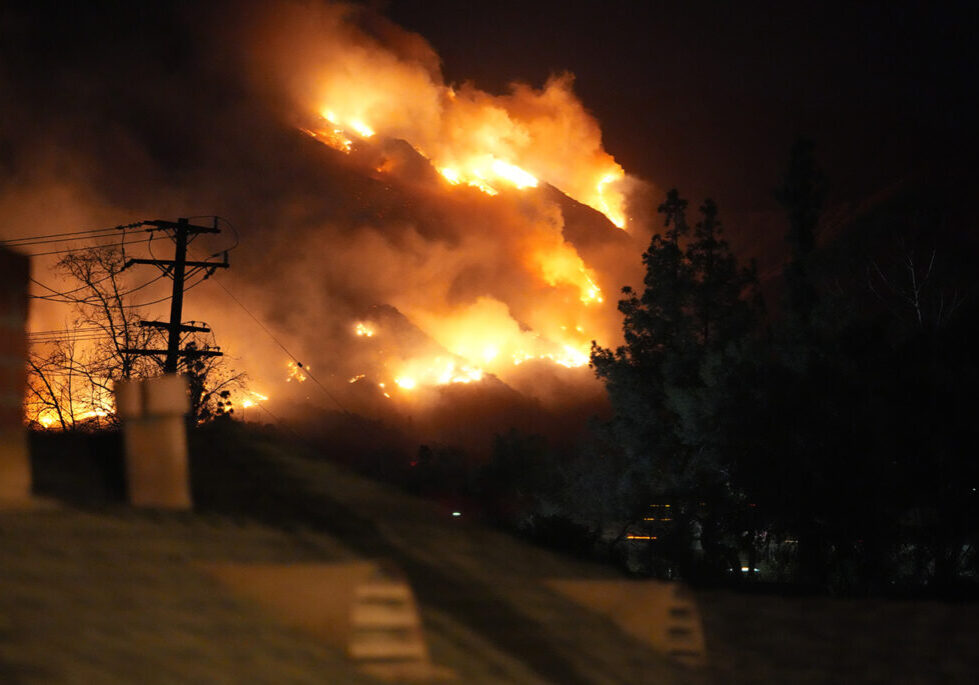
top-left (122, 217), bottom-right (229, 373)
top-left (165, 219), bottom-right (190, 373)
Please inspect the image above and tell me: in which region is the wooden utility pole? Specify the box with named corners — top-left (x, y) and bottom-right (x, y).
top-left (165, 219), bottom-right (190, 372)
top-left (122, 217), bottom-right (229, 373)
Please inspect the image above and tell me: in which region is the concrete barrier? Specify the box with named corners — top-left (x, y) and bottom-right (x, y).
top-left (200, 562), bottom-right (455, 682)
top-left (547, 578), bottom-right (707, 669)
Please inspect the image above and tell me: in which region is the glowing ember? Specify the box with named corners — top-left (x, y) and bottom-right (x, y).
top-left (286, 360), bottom-right (307, 383)
top-left (354, 322), bottom-right (376, 337)
top-left (348, 373), bottom-right (366, 383)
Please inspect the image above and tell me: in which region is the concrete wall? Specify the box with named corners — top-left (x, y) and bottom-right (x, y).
top-left (0, 246), bottom-right (31, 503)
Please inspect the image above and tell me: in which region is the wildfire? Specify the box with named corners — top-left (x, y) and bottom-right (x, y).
top-left (378, 357), bottom-right (484, 394)
top-left (397, 357), bottom-right (484, 387)
top-left (596, 170), bottom-right (626, 229)
top-left (511, 345), bottom-right (589, 369)
top-left (240, 390), bottom-right (269, 410)
top-left (354, 322), bottom-right (375, 337)
top-left (254, 4), bottom-right (637, 404)
top-left (33, 406), bottom-right (109, 429)
top-left (286, 361), bottom-right (307, 383)
top-left (309, 101), bottom-right (622, 229)
top-left (295, 17), bottom-right (629, 229)
top-left (534, 246), bottom-right (605, 304)
top-left (350, 303), bottom-right (592, 395)
top-left (437, 157), bottom-right (538, 196)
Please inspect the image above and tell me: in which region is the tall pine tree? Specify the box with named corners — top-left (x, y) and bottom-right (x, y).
top-left (591, 189), bottom-right (760, 577)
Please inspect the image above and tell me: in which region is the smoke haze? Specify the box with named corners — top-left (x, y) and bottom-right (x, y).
top-left (1, 1), bottom-right (651, 435)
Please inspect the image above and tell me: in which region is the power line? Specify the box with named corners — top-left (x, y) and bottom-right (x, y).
top-left (28, 338), bottom-right (109, 345)
top-left (28, 326), bottom-right (105, 335)
top-left (0, 221), bottom-right (149, 245)
top-left (26, 237), bottom-right (154, 258)
top-left (28, 334), bottom-right (107, 341)
top-left (28, 337), bottom-right (109, 344)
top-left (208, 277), bottom-right (347, 412)
top-left (28, 233), bottom-right (150, 298)
top-left (28, 331), bottom-right (108, 341)
top-left (30, 273), bottom-right (167, 304)
top-left (121, 271), bottom-right (212, 309)
top-left (4, 230), bottom-right (126, 248)
top-left (30, 272), bottom-right (116, 298)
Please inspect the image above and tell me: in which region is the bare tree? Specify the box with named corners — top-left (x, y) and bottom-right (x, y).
top-left (27, 245), bottom-right (244, 429)
top-left (868, 244), bottom-right (968, 330)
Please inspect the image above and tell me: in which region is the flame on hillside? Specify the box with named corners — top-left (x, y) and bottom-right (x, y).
top-left (305, 73), bottom-right (627, 229)
top-left (286, 361), bottom-right (307, 383)
top-left (12, 1), bottom-right (647, 429)
top-left (258, 2), bottom-right (639, 394)
top-left (348, 297), bottom-right (593, 394)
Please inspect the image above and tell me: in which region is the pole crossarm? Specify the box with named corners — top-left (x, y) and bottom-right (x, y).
top-left (144, 219), bottom-right (221, 234)
top-left (139, 320), bottom-right (211, 333)
top-left (120, 348), bottom-right (224, 358)
top-left (126, 258), bottom-right (228, 269)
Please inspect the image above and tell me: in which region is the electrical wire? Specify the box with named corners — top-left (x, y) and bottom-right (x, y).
top-left (28, 326), bottom-right (105, 336)
top-left (120, 269), bottom-right (211, 309)
top-left (26, 237), bottom-right (154, 258)
top-left (3, 230), bottom-right (127, 248)
top-left (184, 215), bottom-right (240, 255)
top-left (30, 273), bottom-right (168, 304)
top-left (30, 272), bottom-right (116, 298)
top-left (207, 277), bottom-right (347, 412)
top-left (28, 338), bottom-right (109, 345)
top-left (0, 221), bottom-right (149, 245)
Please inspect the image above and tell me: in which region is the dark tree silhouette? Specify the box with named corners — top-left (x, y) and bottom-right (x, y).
top-left (591, 189), bottom-right (761, 578)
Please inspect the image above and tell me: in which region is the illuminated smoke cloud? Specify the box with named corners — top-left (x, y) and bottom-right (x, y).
top-left (0, 1), bottom-right (648, 420)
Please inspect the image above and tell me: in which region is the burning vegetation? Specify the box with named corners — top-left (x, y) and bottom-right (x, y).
top-left (5, 0), bottom-right (647, 429)
top-left (252, 1), bottom-right (640, 398)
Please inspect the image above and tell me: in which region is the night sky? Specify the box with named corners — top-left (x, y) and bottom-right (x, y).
top-left (386, 0), bottom-right (977, 211)
top-left (2, 0), bottom-right (975, 220)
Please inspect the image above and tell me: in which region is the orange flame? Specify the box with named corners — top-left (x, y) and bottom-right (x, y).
top-left (286, 361), bottom-right (307, 383)
top-left (253, 4), bottom-right (637, 403)
top-left (351, 297), bottom-right (594, 393)
top-left (291, 17), bottom-right (629, 229)
top-left (240, 390), bottom-right (269, 410)
top-left (354, 322), bottom-right (376, 337)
